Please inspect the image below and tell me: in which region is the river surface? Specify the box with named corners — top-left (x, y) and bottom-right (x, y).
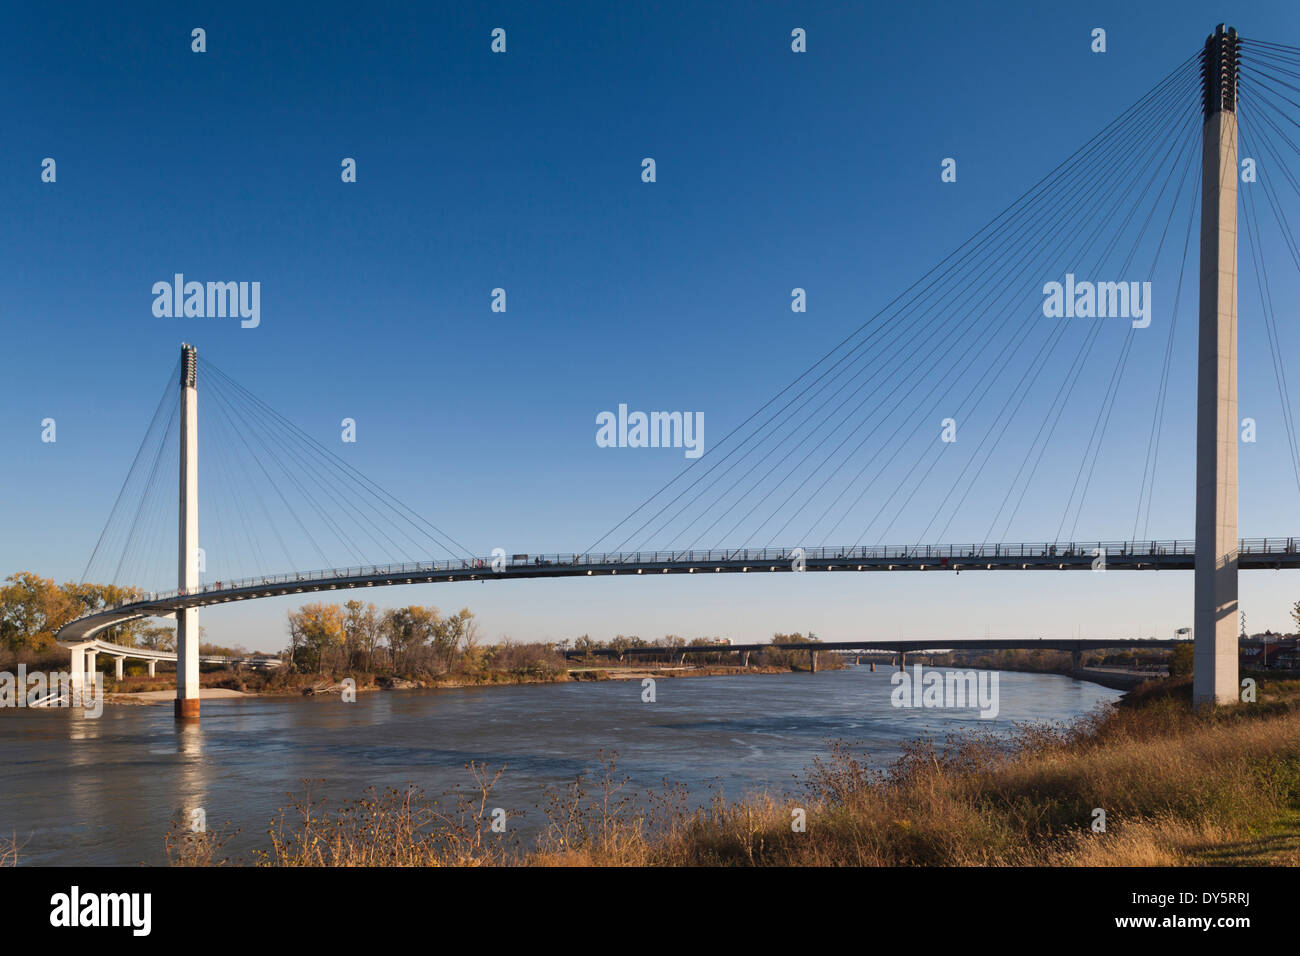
top-left (0, 666), bottom-right (1120, 865)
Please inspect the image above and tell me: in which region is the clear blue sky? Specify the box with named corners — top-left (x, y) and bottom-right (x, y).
top-left (5, 0), bottom-right (1300, 652)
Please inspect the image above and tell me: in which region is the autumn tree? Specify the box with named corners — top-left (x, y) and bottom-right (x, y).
top-left (1, 572), bottom-right (79, 652)
top-left (431, 608), bottom-right (478, 673)
top-left (382, 606), bottom-right (439, 673)
top-left (287, 602), bottom-right (345, 673)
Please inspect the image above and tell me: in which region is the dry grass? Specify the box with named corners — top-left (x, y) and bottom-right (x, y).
top-left (170, 676), bottom-right (1300, 867)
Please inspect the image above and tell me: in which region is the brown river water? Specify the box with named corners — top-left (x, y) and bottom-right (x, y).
top-left (0, 665), bottom-right (1120, 865)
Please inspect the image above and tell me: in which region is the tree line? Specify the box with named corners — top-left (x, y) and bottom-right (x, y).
top-left (0, 571), bottom-right (174, 656)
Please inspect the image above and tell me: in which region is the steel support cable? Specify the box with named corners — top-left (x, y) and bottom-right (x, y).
top-left (998, 149), bottom-right (1195, 549)
top-left (1126, 160), bottom-right (1199, 542)
top-left (1062, 118), bottom-right (1202, 543)
top-left (1237, 68), bottom-right (1300, 158)
top-left (642, 61), bottom-right (1202, 553)
top-left (204, 367), bottom-right (444, 566)
top-left (1049, 113), bottom-right (1201, 543)
top-left (206, 371), bottom-right (422, 567)
top-left (766, 76), bottom-right (1201, 551)
top-left (130, 405), bottom-right (184, 592)
top-left (201, 379), bottom-right (333, 569)
top-left (202, 374), bottom-right (362, 568)
top-left (201, 358), bottom-right (469, 561)
top-left (194, 383), bottom-right (236, 582)
top-left (1240, 163), bottom-right (1300, 500)
top-left (1239, 83), bottom-right (1300, 261)
top-left (689, 73), bottom-right (1193, 556)
top-left (845, 107), bottom-right (1192, 555)
top-left (811, 71), bottom-right (1202, 549)
top-left (1235, 101), bottom-right (1300, 460)
top-left (1240, 60), bottom-right (1300, 105)
top-left (81, 358), bottom-right (179, 584)
top-left (808, 79), bottom-right (1198, 550)
top-left (1044, 111), bottom-right (1201, 543)
top-left (995, 148), bottom-right (1194, 551)
top-left (112, 400), bottom-right (177, 587)
top-left (1237, 114), bottom-right (1300, 497)
top-left (202, 374), bottom-right (296, 574)
top-left (200, 359), bottom-right (472, 560)
top-left (903, 107), bottom-right (1199, 549)
top-left (87, 389), bottom-right (169, 587)
top-left (114, 401), bottom-right (175, 589)
top-left (131, 410), bottom-right (180, 591)
top-left (909, 108), bottom-right (1197, 550)
top-left (216, 380), bottom-right (437, 568)
top-left (206, 373), bottom-right (376, 570)
top-left (585, 54), bottom-right (1200, 555)
top-left (621, 57), bottom-right (1196, 554)
top-left (204, 378), bottom-right (271, 580)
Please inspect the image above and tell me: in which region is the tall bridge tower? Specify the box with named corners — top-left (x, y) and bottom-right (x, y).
top-left (176, 344), bottom-right (201, 719)
top-left (1194, 25), bottom-right (1241, 706)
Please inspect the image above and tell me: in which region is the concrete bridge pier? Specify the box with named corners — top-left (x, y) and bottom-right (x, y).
top-left (1071, 649), bottom-right (1082, 672)
top-left (740, 650), bottom-right (750, 667)
top-left (113, 656), bottom-right (125, 680)
top-left (809, 648), bottom-right (818, 673)
top-left (148, 660), bottom-right (157, 677)
top-left (69, 644), bottom-right (86, 704)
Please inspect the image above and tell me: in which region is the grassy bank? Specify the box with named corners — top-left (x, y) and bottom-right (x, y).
top-left (164, 675), bottom-right (1300, 867)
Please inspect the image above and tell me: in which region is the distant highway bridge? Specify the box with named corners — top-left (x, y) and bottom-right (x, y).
top-left (569, 636), bottom-right (1193, 671)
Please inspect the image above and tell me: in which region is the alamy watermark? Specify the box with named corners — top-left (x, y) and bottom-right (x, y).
top-left (152, 274), bottom-right (260, 328)
top-left (890, 663), bottom-right (999, 718)
top-left (1042, 273), bottom-right (1151, 328)
top-left (0, 666), bottom-right (104, 717)
top-left (596, 404), bottom-right (704, 459)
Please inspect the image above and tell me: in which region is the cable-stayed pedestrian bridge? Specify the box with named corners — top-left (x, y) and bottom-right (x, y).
top-left (52, 26), bottom-right (1300, 714)
top-left (57, 536), bottom-right (1300, 646)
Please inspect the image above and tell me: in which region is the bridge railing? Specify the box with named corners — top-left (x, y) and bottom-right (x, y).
top-left (70, 536), bottom-right (1300, 621)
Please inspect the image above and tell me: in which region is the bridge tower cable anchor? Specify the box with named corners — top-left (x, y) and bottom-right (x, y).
top-left (1193, 24), bottom-right (1241, 706)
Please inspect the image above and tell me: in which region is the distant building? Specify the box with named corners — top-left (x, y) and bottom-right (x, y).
top-left (1241, 633), bottom-right (1300, 669)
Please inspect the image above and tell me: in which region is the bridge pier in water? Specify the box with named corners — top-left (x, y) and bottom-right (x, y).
top-left (69, 644), bottom-right (86, 703)
top-left (809, 648), bottom-right (817, 673)
top-left (1193, 26), bottom-right (1241, 707)
top-left (175, 344), bottom-right (201, 720)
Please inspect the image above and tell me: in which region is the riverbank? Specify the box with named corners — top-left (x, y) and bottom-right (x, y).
top-left (160, 674), bottom-right (1300, 867)
top-left (99, 661), bottom-right (796, 704)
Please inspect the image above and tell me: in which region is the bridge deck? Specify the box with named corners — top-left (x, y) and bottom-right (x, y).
top-left (56, 537), bottom-right (1300, 644)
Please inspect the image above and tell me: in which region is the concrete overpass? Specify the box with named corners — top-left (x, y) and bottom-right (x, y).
top-left (573, 636), bottom-right (1193, 672)
top-left (63, 637), bottom-right (282, 700)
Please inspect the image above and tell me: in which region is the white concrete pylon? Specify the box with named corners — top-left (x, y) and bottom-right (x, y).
top-left (176, 344), bottom-right (201, 720)
top-left (1193, 25), bottom-right (1241, 707)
